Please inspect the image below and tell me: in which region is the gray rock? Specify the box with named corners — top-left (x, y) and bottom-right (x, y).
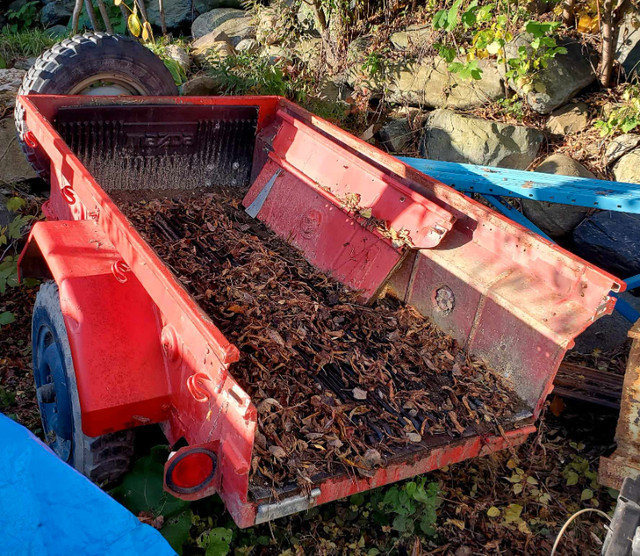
top-left (164, 45), bottom-right (191, 73)
top-left (192, 37), bottom-right (235, 65)
top-left (378, 119), bottom-right (413, 153)
top-left (0, 68), bottom-right (26, 109)
top-left (192, 8), bottom-right (247, 39)
top-left (419, 109), bottom-right (543, 169)
top-left (390, 24), bottom-right (432, 50)
top-left (40, 2), bottom-right (72, 27)
top-left (0, 193), bottom-right (11, 228)
top-left (604, 134), bottom-right (640, 166)
top-left (546, 102), bottom-right (589, 135)
top-left (573, 212), bottom-right (640, 278)
top-left (0, 118), bottom-right (37, 185)
top-left (45, 24), bottom-right (69, 38)
top-left (262, 45), bottom-right (289, 63)
top-left (236, 38), bottom-right (259, 53)
top-left (613, 148), bottom-right (640, 183)
top-left (372, 57), bottom-right (503, 109)
top-left (12, 57), bottom-right (37, 71)
top-left (572, 290), bottom-right (640, 353)
top-left (615, 10), bottom-right (640, 77)
top-left (505, 36), bottom-right (596, 114)
top-left (181, 75), bottom-right (227, 95)
top-left (147, 0), bottom-right (191, 30)
top-left (195, 0), bottom-right (243, 13)
top-left (521, 154), bottom-right (594, 238)
top-left (316, 76), bottom-right (352, 103)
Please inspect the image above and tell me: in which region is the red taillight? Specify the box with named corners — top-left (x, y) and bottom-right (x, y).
top-left (166, 448), bottom-right (217, 494)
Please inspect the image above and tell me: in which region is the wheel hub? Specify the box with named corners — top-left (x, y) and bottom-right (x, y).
top-left (33, 324), bottom-right (73, 462)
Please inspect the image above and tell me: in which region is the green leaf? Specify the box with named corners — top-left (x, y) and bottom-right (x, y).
top-left (202, 527), bottom-right (233, 556)
top-left (446, 0), bottom-right (464, 31)
top-left (525, 20), bottom-right (561, 37)
top-left (0, 311), bottom-right (15, 326)
top-left (581, 488), bottom-right (594, 501)
top-left (433, 9), bottom-right (448, 29)
top-left (111, 453), bottom-right (189, 517)
top-left (487, 506), bottom-right (501, 517)
top-left (6, 197), bottom-right (26, 213)
top-left (392, 514), bottom-right (413, 533)
top-left (160, 510), bottom-right (192, 555)
top-left (503, 503), bottom-right (523, 523)
top-left (566, 470), bottom-right (579, 486)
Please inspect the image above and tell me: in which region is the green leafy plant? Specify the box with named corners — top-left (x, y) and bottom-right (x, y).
top-left (207, 52), bottom-right (310, 102)
top-left (6, 1), bottom-right (40, 33)
top-left (1, 197), bottom-right (36, 297)
top-left (505, 20), bottom-right (567, 94)
top-left (361, 52), bottom-right (383, 77)
top-left (377, 477), bottom-right (440, 536)
top-left (0, 28), bottom-right (59, 63)
top-left (595, 84), bottom-right (640, 136)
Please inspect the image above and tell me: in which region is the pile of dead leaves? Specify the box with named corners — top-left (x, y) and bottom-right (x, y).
top-left (121, 191), bottom-right (527, 491)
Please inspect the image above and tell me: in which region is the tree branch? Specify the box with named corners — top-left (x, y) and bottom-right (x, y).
top-left (71, 0), bottom-right (83, 34)
top-left (95, 0), bottom-right (113, 33)
top-left (84, 0), bottom-right (101, 31)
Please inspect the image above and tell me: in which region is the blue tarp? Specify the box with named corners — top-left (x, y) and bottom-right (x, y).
top-left (0, 414), bottom-right (175, 556)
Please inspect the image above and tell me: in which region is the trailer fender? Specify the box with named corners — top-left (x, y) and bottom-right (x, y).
top-left (19, 219), bottom-right (171, 436)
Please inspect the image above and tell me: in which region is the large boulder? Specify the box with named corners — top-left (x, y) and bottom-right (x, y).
top-left (163, 44), bottom-right (190, 73)
top-left (505, 36), bottom-right (596, 114)
top-left (613, 148), bottom-right (640, 183)
top-left (419, 109), bottom-right (543, 169)
top-left (573, 212), bottom-right (640, 278)
top-left (546, 102), bottom-right (589, 135)
top-left (615, 10), bottom-right (640, 78)
top-left (520, 154), bottom-right (593, 238)
top-left (351, 56), bottom-right (504, 109)
top-left (181, 75), bottom-right (228, 95)
top-left (195, 0), bottom-right (243, 12)
top-left (605, 134), bottom-right (640, 166)
top-left (40, 2), bottom-right (72, 27)
top-left (390, 24), bottom-right (432, 50)
top-left (0, 68), bottom-right (26, 108)
top-left (192, 35), bottom-right (235, 65)
top-left (147, 0), bottom-right (191, 30)
top-left (0, 118), bottom-right (37, 185)
top-left (192, 8), bottom-right (248, 39)
top-left (378, 118), bottom-right (413, 152)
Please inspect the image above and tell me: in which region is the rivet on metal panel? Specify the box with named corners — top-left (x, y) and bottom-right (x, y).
top-left (24, 131), bottom-right (37, 148)
top-left (111, 260), bottom-right (130, 283)
top-left (61, 187), bottom-right (76, 205)
top-left (161, 325), bottom-right (181, 363)
top-left (187, 373), bottom-right (212, 403)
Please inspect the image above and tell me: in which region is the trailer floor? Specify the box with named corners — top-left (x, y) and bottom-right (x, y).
top-left (118, 191), bottom-right (531, 495)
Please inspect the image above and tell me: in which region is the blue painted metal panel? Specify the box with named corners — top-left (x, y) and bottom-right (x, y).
top-left (625, 274), bottom-right (640, 290)
top-left (0, 414), bottom-right (175, 556)
top-left (398, 157), bottom-right (640, 213)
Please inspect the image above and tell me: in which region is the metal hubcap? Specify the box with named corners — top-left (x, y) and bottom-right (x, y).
top-left (69, 73), bottom-right (146, 96)
top-left (34, 325), bottom-right (72, 461)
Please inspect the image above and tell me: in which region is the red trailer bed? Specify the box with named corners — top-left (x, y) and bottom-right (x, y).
top-left (17, 94), bottom-right (622, 527)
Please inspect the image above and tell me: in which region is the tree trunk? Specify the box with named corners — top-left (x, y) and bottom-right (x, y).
top-left (71, 0), bottom-right (83, 34)
top-left (159, 0), bottom-right (167, 35)
top-left (562, 0), bottom-right (576, 27)
top-left (84, 0), bottom-right (101, 31)
top-left (598, 0), bottom-right (631, 86)
top-left (95, 0), bottom-right (113, 33)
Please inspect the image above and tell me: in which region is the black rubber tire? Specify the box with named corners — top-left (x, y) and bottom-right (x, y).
top-left (32, 281), bottom-right (135, 487)
top-left (15, 32), bottom-right (179, 179)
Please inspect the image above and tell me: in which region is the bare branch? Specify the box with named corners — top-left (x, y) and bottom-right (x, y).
top-left (159, 0), bottom-right (167, 35)
top-left (95, 0), bottom-right (114, 33)
top-left (84, 0), bottom-right (101, 31)
top-left (71, 0), bottom-right (83, 34)
top-left (562, 0), bottom-right (576, 27)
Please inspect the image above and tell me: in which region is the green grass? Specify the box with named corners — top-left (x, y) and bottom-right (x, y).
top-left (0, 27), bottom-right (62, 66)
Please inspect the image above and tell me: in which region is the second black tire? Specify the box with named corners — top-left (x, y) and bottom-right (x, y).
top-left (15, 32), bottom-right (179, 179)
